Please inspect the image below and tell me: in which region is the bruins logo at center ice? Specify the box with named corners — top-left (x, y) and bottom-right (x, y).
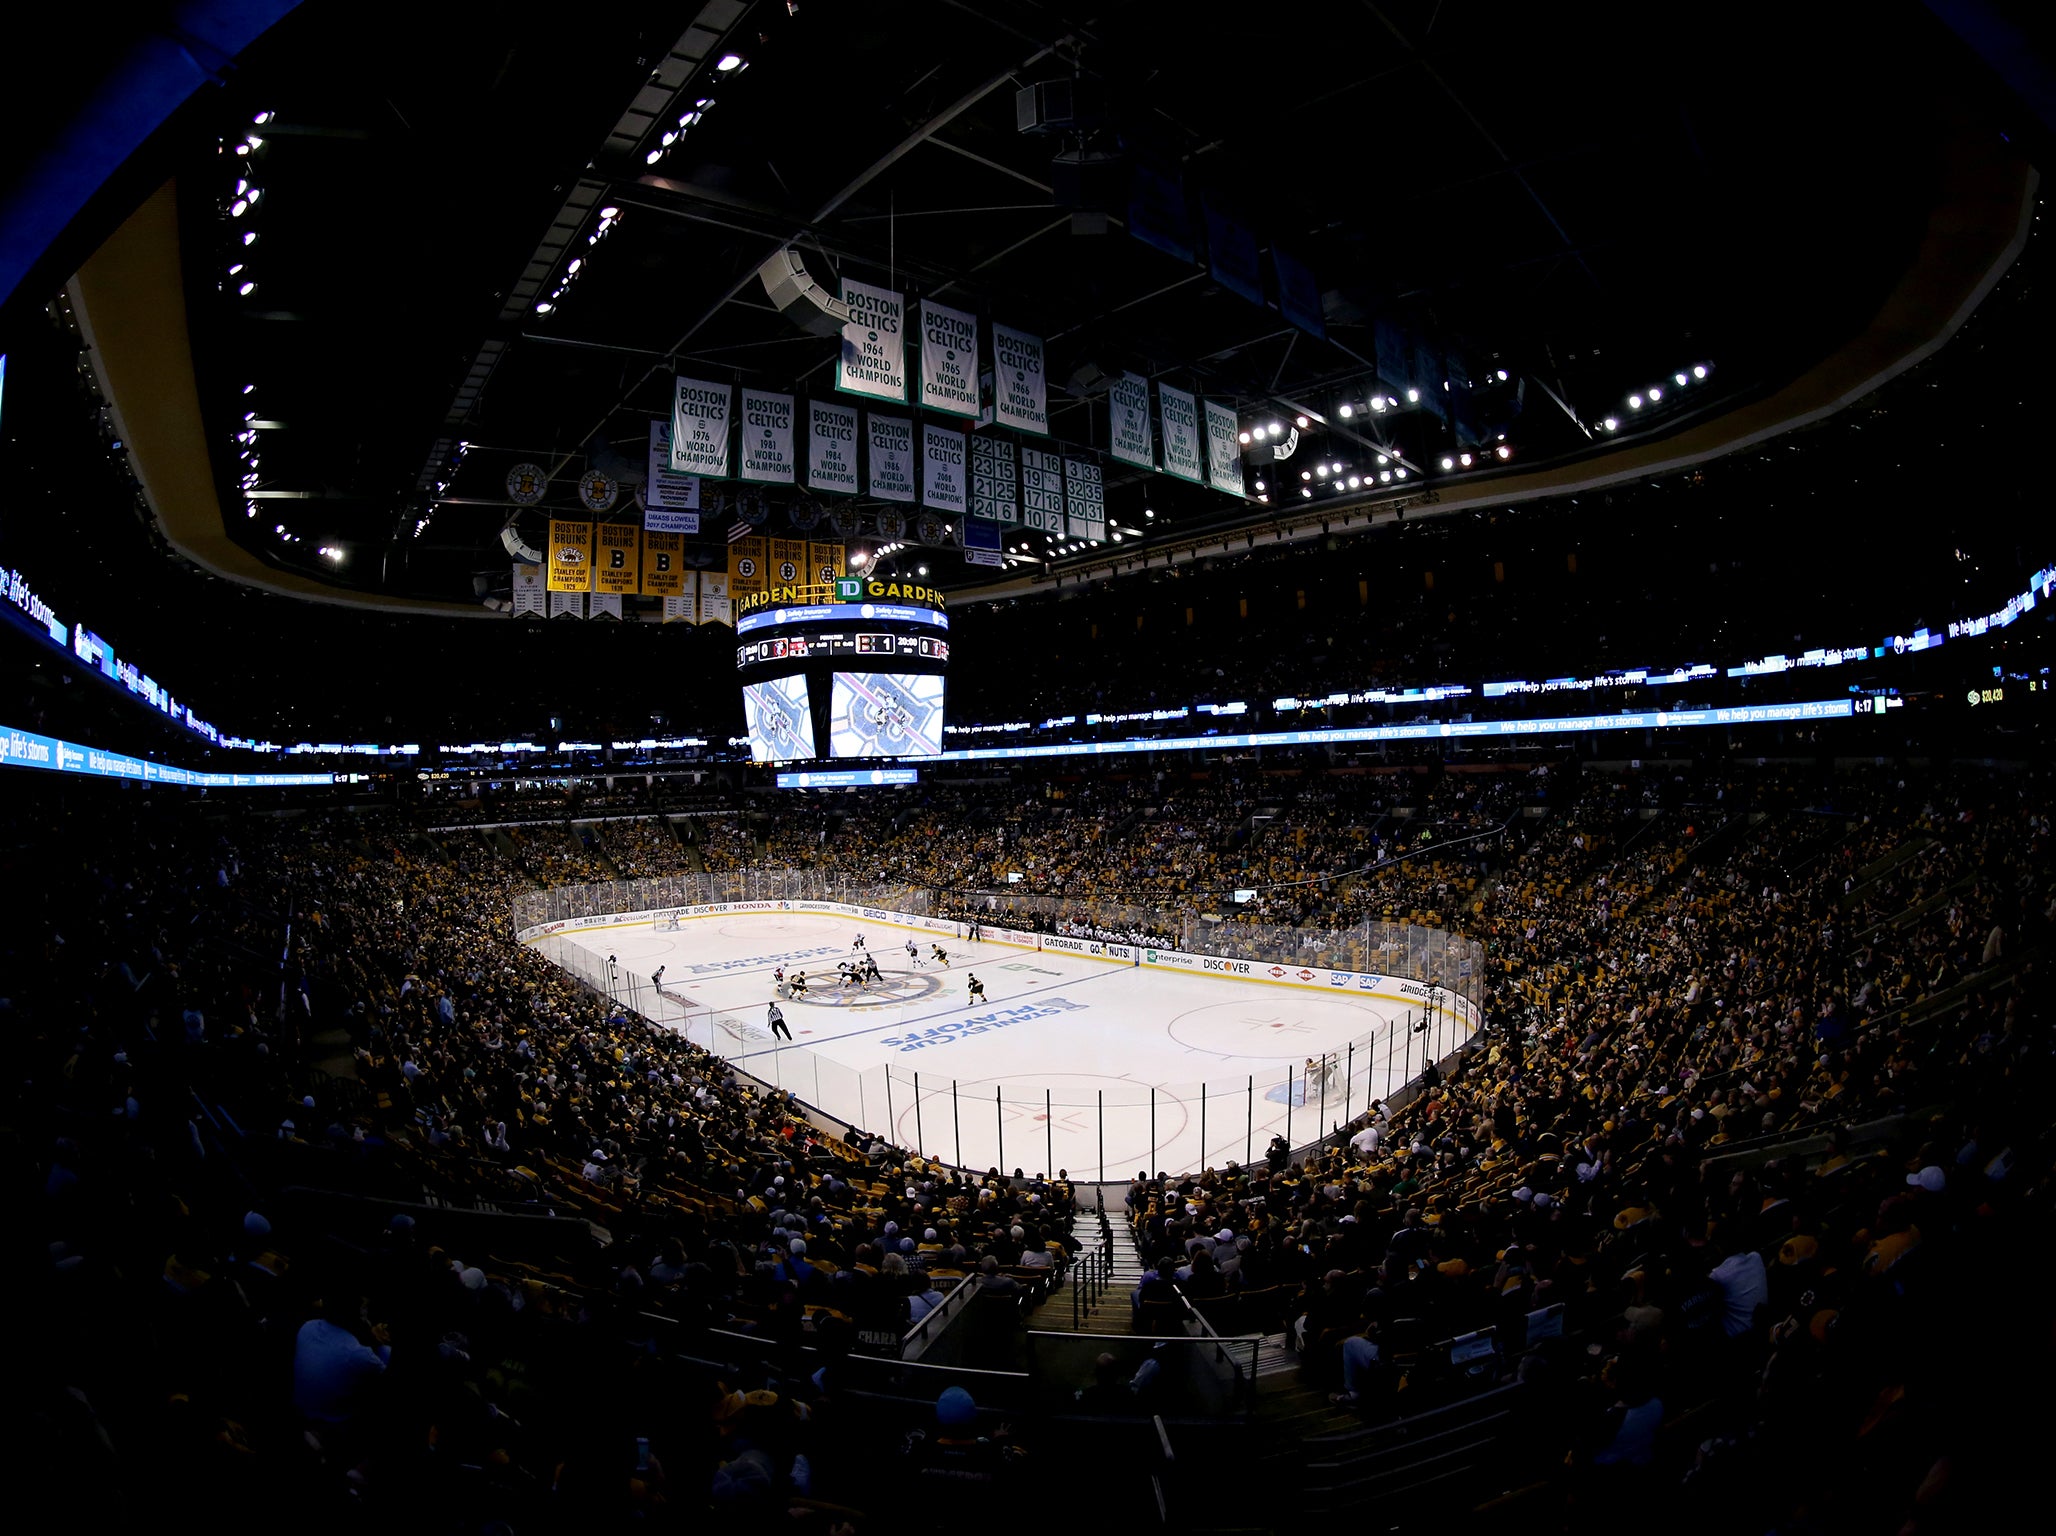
top-left (781, 967), bottom-right (943, 1008)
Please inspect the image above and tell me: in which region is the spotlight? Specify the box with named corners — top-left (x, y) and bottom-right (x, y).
top-left (252, 111), bottom-right (274, 125)
top-left (1294, 415), bottom-right (1309, 429)
top-left (1144, 508), bottom-right (1153, 518)
top-left (535, 301), bottom-right (553, 313)
top-left (1440, 456), bottom-right (1455, 470)
top-left (1496, 369), bottom-right (1509, 382)
top-left (1253, 479), bottom-right (1266, 491)
top-left (716, 52), bottom-right (744, 70)
top-left (1648, 386), bottom-right (1662, 401)
top-left (228, 263), bottom-right (244, 276)
top-left (1316, 464), bottom-right (1329, 478)
top-left (1238, 431), bottom-right (1252, 445)
top-left (1692, 364), bottom-right (1707, 379)
top-left (1266, 421), bottom-right (1282, 436)
top-left (917, 564), bottom-right (929, 576)
top-left (1338, 402), bottom-right (1353, 418)
top-left (1378, 470), bottom-right (1391, 483)
top-left (1376, 454), bottom-right (1388, 466)
top-left (234, 142), bottom-right (251, 156)
top-left (1301, 470), bottom-right (1312, 481)
top-left (1370, 397), bottom-right (1387, 412)
top-left (1675, 373), bottom-right (1688, 386)
top-left (230, 199), bottom-right (249, 217)
top-left (242, 383), bottom-right (255, 394)
top-left (238, 281), bottom-right (255, 296)
top-left (1394, 467), bottom-right (1407, 479)
top-left (646, 149), bottom-right (663, 164)
top-left (1459, 453), bottom-right (1473, 467)
top-left (600, 206), bottom-right (619, 219)
top-left (1628, 395), bottom-right (1643, 409)
top-left (1348, 475), bottom-right (1361, 488)
top-left (1603, 417), bottom-right (1618, 431)
top-left (242, 231), bottom-right (257, 246)
top-left (1406, 388), bottom-right (1419, 402)
top-left (1301, 487), bottom-right (1313, 498)
top-left (1496, 445), bottom-right (1511, 460)
top-left (1331, 461), bottom-right (1344, 474)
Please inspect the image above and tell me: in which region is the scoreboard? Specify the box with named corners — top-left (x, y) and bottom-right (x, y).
top-left (738, 632), bottom-right (950, 667)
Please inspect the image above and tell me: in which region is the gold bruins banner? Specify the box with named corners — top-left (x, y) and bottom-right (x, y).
top-left (729, 535), bottom-right (768, 597)
top-left (547, 519), bottom-right (593, 592)
top-left (769, 538), bottom-right (808, 586)
top-left (595, 523), bottom-right (640, 595)
top-left (807, 540), bottom-right (845, 584)
top-left (640, 530), bottom-right (685, 597)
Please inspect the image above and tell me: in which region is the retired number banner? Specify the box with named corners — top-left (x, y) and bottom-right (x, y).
top-left (867, 414), bottom-right (916, 502)
top-left (1203, 398), bottom-right (1245, 497)
top-left (807, 398), bottom-right (860, 495)
top-left (1109, 372), bottom-right (1154, 470)
top-left (922, 422), bottom-right (968, 513)
top-left (738, 388), bottom-right (796, 484)
top-left (670, 376), bottom-right (732, 478)
top-left (1158, 383), bottom-right (1203, 484)
top-left (547, 519), bottom-right (593, 592)
top-left (918, 299), bottom-right (980, 417)
top-left (970, 434), bottom-right (1019, 523)
top-left (990, 322), bottom-right (1047, 434)
top-left (838, 278), bottom-right (905, 402)
top-left (1063, 456), bottom-right (1105, 541)
top-left (1020, 446), bottom-right (1065, 533)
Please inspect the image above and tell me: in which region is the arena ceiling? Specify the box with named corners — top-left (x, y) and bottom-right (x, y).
top-left (45, 1), bottom-right (2052, 609)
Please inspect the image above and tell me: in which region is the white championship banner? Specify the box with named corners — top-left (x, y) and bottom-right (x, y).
top-left (696, 569), bottom-right (732, 626)
top-left (669, 375), bottom-right (733, 478)
top-left (644, 421), bottom-right (702, 524)
top-left (991, 322), bottom-right (1048, 434)
top-left (867, 413), bottom-right (916, 502)
top-left (511, 563), bottom-right (545, 618)
top-left (738, 387), bottom-right (796, 484)
top-left (1109, 371), bottom-right (1154, 470)
top-left (970, 434), bottom-right (1019, 523)
top-left (1063, 455), bottom-right (1105, 541)
top-left (588, 591), bottom-right (622, 620)
top-left (838, 278), bottom-right (906, 402)
top-left (922, 421), bottom-right (969, 513)
top-left (1204, 398), bottom-right (1245, 497)
top-left (807, 398), bottom-right (860, 495)
top-left (1020, 445), bottom-right (1065, 533)
top-left (918, 298), bottom-right (980, 417)
top-left (548, 591), bottom-right (585, 619)
top-left (1159, 382), bottom-right (1204, 484)
top-left (661, 594), bottom-right (694, 623)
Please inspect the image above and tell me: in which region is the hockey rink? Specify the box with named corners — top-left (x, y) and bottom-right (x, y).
top-left (530, 909), bottom-right (1474, 1179)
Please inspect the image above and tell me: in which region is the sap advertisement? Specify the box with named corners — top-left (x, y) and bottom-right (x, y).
top-left (829, 672), bottom-right (946, 758)
top-left (742, 675), bottom-right (817, 764)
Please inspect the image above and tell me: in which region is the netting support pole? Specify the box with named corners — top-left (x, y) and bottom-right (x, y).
top-left (952, 1080), bottom-right (962, 1168)
top-left (1098, 1090), bottom-right (1104, 1184)
top-left (915, 1071), bottom-right (924, 1158)
top-left (1200, 1083), bottom-right (1208, 1168)
top-left (1045, 1088), bottom-right (1053, 1176)
top-left (1246, 1076), bottom-right (1254, 1166)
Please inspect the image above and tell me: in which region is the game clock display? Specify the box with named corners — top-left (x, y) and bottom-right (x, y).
top-left (737, 632), bottom-right (948, 668)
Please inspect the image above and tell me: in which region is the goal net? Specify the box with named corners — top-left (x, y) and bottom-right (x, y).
top-left (653, 910), bottom-right (683, 931)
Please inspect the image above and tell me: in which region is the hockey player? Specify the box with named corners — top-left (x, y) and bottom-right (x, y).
top-left (965, 974), bottom-right (986, 1006)
top-left (852, 932), bottom-right (867, 953)
top-left (790, 970), bottom-right (809, 999)
top-left (651, 965), bottom-right (666, 989)
top-left (930, 944), bottom-right (950, 968)
top-left (906, 939), bottom-right (922, 968)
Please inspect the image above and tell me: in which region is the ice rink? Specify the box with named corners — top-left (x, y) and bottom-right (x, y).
top-left (530, 909), bottom-right (1474, 1179)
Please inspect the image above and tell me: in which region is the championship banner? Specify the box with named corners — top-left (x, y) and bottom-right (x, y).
top-left (807, 398), bottom-right (860, 495)
top-left (697, 569), bottom-right (733, 626)
top-left (738, 387), bottom-right (796, 484)
top-left (1158, 384), bottom-right (1203, 484)
top-left (838, 278), bottom-right (905, 402)
top-left (918, 298), bottom-right (980, 417)
top-left (729, 535), bottom-right (768, 597)
top-left (548, 591), bottom-right (585, 619)
top-left (547, 519), bottom-right (593, 592)
top-left (1203, 398), bottom-right (1246, 497)
top-left (661, 594), bottom-right (694, 623)
top-left (991, 322), bottom-right (1048, 434)
top-left (970, 434), bottom-right (1019, 523)
top-left (588, 591), bottom-right (623, 620)
top-left (1063, 456), bottom-right (1106, 541)
top-left (1109, 371), bottom-right (1154, 470)
top-left (669, 375), bottom-right (733, 477)
top-left (595, 522), bottom-right (640, 595)
top-left (511, 563), bottom-right (545, 618)
top-left (640, 530), bottom-right (685, 597)
top-left (770, 538), bottom-right (809, 585)
top-left (921, 422), bottom-right (968, 513)
top-left (646, 421), bottom-right (702, 518)
top-left (1020, 446), bottom-right (1065, 533)
top-left (867, 413), bottom-right (916, 502)
top-left (807, 540), bottom-right (846, 584)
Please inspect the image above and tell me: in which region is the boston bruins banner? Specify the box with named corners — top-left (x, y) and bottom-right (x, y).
top-left (1020, 446), bottom-right (1065, 533)
top-left (669, 375), bottom-right (733, 478)
top-left (807, 540), bottom-right (846, 584)
top-left (970, 434), bottom-right (1019, 523)
top-left (697, 569), bottom-right (733, 626)
top-left (595, 522), bottom-right (640, 595)
top-left (738, 387), bottom-right (796, 484)
top-left (511, 563), bottom-right (545, 618)
top-left (1203, 398), bottom-right (1246, 497)
top-left (1159, 384), bottom-right (1204, 484)
top-left (922, 421), bottom-right (968, 513)
top-left (838, 278), bottom-right (905, 402)
top-left (1109, 371), bottom-right (1154, 470)
top-left (728, 535), bottom-right (768, 598)
top-left (867, 413), bottom-right (916, 502)
top-left (640, 530), bottom-right (685, 597)
top-left (770, 538), bottom-right (809, 586)
top-left (807, 398), bottom-right (860, 495)
top-left (547, 519), bottom-right (593, 592)
top-left (588, 591), bottom-right (623, 621)
top-left (1063, 455), bottom-right (1106, 541)
top-left (991, 322), bottom-right (1048, 434)
top-left (918, 298), bottom-right (980, 417)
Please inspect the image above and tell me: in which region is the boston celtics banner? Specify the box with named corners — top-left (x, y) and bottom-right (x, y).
top-left (669, 376), bottom-right (733, 477)
top-left (807, 398), bottom-right (860, 495)
top-left (922, 422), bottom-right (968, 513)
top-left (511, 563), bottom-right (545, 618)
top-left (1020, 446), bottom-right (1065, 533)
top-left (1063, 456), bottom-right (1105, 541)
top-left (1203, 398), bottom-right (1245, 497)
top-left (838, 278), bottom-right (905, 402)
top-left (547, 519), bottom-right (593, 592)
top-left (918, 298), bottom-right (980, 417)
top-left (738, 388), bottom-right (796, 484)
top-left (970, 434), bottom-right (1019, 523)
top-left (807, 540), bottom-right (846, 584)
top-left (729, 535), bottom-right (768, 598)
top-left (640, 531), bottom-right (685, 597)
top-left (1109, 371), bottom-right (1154, 470)
top-left (1159, 384), bottom-right (1203, 484)
top-left (867, 413), bottom-right (915, 502)
top-left (990, 322), bottom-right (1047, 434)
top-left (595, 522), bottom-right (640, 595)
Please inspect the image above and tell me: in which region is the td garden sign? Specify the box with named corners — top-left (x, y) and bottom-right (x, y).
top-left (734, 577), bottom-right (949, 619)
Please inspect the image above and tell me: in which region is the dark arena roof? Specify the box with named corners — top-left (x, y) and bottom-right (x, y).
top-left (1, 3), bottom-right (2052, 1531)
